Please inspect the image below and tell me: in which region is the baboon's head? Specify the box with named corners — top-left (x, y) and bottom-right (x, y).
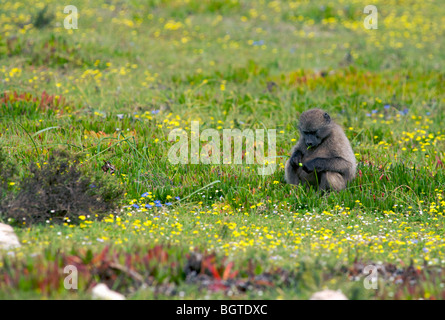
top-left (298, 109), bottom-right (333, 148)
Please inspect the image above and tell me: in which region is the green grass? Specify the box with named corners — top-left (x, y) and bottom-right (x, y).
top-left (0, 0), bottom-right (444, 300)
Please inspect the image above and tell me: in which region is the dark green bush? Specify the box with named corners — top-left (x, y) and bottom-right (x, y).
top-left (0, 150), bottom-right (123, 226)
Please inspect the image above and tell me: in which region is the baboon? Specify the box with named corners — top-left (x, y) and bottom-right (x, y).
top-left (285, 109), bottom-right (356, 191)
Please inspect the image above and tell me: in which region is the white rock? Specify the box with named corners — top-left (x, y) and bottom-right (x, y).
top-left (91, 284), bottom-right (126, 300)
top-left (310, 289), bottom-right (348, 300)
top-left (0, 223), bottom-right (21, 250)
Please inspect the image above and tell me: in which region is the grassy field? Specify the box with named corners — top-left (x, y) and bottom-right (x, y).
top-left (0, 0), bottom-right (444, 300)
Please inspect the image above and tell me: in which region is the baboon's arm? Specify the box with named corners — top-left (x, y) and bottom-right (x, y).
top-left (302, 157), bottom-right (351, 175)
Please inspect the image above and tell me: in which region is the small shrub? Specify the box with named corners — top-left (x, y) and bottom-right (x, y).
top-left (33, 6), bottom-right (54, 29)
top-left (0, 150), bottom-right (123, 226)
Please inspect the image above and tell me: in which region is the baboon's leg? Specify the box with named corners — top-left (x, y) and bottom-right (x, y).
top-left (299, 170), bottom-right (318, 188)
top-left (285, 159), bottom-right (301, 185)
top-left (286, 159), bottom-right (320, 188)
top-left (303, 157), bottom-right (352, 177)
top-left (319, 171), bottom-right (346, 191)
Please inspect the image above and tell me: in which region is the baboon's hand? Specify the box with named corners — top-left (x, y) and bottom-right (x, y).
top-left (302, 160), bottom-right (316, 173)
top-left (290, 151), bottom-right (303, 169)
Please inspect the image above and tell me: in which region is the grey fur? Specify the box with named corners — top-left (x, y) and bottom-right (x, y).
top-left (285, 109), bottom-right (356, 191)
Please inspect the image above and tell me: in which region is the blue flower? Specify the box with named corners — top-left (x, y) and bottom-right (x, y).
top-left (423, 247), bottom-right (429, 253)
top-left (89, 184), bottom-right (97, 188)
top-left (141, 192), bottom-right (149, 197)
top-left (154, 200), bottom-right (161, 205)
top-left (132, 204), bottom-right (140, 209)
top-left (151, 110), bottom-right (160, 115)
top-left (384, 104), bottom-right (390, 110)
top-left (399, 108), bottom-right (409, 116)
top-left (253, 40), bottom-right (264, 46)
top-left (145, 204), bottom-right (152, 209)
top-left (372, 109), bottom-right (378, 114)
top-left (175, 196), bottom-right (180, 201)
top-left (165, 202), bottom-right (172, 206)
